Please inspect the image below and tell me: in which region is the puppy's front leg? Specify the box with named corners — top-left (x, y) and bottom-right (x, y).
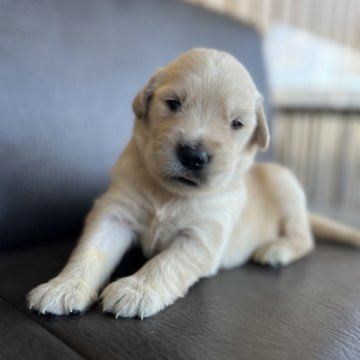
top-left (27, 199), bottom-right (134, 315)
top-left (101, 229), bottom-right (223, 319)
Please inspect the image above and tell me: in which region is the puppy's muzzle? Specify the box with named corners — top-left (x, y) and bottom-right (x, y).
top-left (176, 143), bottom-right (209, 171)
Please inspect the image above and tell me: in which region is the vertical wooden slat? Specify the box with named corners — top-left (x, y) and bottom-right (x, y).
top-left (301, 115), bottom-right (311, 193)
top-left (342, 116), bottom-right (356, 210)
top-left (307, 114), bottom-right (319, 205)
top-left (288, 114), bottom-right (299, 175)
top-left (260, 0), bottom-right (272, 32)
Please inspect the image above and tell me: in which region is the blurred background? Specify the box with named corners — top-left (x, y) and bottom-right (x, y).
top-left (185, 0), bottom-right (360, 227)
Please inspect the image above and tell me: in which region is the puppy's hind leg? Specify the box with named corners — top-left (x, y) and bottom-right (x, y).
top-left (253, 211), bottom-right (315, 267)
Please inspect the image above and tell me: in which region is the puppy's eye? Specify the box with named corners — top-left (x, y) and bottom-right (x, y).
top-left (166, 99), bottom-right (181, 112)
top-left (231, 119), bottom-right (244, 130)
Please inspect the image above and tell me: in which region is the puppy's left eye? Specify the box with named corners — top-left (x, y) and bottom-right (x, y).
top-left (231, 119), bottom-right (244, 130)
top-left (166, 99), bottom-right (182, 112)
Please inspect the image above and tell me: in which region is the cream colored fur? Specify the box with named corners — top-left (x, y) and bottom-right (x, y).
top-left (27, 49), bottom-right (360, 319)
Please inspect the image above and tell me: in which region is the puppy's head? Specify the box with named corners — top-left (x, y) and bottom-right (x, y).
top-left (132, 49), bottom-right (269, 194)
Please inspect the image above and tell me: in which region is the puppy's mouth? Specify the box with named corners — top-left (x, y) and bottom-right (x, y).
top-left (169, 170), bottom-right (203, 187)
top-left (173, 175), bottom-right (199, 187)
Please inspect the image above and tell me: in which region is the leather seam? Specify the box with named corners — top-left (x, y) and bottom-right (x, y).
top-left (0, 295), bottom-right (88, 360)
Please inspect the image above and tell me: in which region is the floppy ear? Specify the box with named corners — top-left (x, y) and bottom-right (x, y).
top-left (254, 94), bottom-right (270, 151)
top-left (132, 68), bottom-right (164, 119)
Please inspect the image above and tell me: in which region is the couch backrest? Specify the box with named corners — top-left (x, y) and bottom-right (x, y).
top-left (0, 0), bottom-right (269, 250)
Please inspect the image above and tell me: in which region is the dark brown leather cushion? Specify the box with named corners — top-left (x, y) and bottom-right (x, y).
top-left (1, 241), bottom-right (359, 359)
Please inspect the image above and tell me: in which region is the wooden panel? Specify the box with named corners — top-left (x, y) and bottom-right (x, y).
top-left (274, 112), bottom-right (360, 226)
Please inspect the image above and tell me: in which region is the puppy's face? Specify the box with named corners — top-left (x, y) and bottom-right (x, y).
top-left (132, 49), bottom-right (269, 194)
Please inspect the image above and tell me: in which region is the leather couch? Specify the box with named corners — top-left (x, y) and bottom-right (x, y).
top-left (1, 0), bottom-right (359, 359)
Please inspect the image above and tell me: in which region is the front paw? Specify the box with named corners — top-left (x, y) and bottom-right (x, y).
top-left (101, 276), bottom-right (175, 319)
top-left (27, 277), bottom-right (97, 315)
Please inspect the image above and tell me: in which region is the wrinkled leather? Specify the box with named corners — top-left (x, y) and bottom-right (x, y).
top-left (0, 297), bottom-right (83, 360)
top-left (0, 241), bottom-right (359, 360)
top-left (0, 0), bottom-right (270, 251)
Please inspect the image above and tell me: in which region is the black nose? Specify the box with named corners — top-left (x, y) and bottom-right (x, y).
top-left (177, 144), bottom-right (209, 170)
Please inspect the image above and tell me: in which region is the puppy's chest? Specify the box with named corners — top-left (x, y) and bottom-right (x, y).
top-left (139, 202), bottom-right (189, 258)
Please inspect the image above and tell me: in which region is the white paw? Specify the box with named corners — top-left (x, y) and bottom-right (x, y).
top-left (101, 275), bottom-right (174, 319)
top-left (253, 242), bottom-right (293, 267)
top-left (27, 277), bottom-right (97, 315)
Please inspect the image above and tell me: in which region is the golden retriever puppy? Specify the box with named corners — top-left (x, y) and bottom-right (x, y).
top-left (27, 49), bottom-right (360, 319)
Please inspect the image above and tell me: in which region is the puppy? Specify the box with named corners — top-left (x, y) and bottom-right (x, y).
top-left (28, 49), bottom-right (360, 319)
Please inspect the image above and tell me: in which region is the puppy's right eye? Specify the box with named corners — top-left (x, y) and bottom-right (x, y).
top-left (231, 119), bottom-right (244, 130)
top-left (166, 99), bottom-right (181, 112)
